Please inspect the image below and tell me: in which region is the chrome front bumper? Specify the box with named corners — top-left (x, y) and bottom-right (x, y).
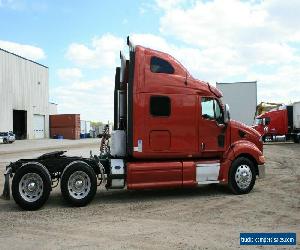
top-left (258, 164), bottom-right (265, 178)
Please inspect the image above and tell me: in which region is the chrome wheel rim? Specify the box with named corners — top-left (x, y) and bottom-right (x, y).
top-left (19, 173), bottom-right (44, 202)
top-left (235, 165), bottom-right (252, 190)
top-left (67, 171), bottom-right (91, 199)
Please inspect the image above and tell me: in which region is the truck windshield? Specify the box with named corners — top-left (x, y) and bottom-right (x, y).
top-left (255, 118), bottom-right (263, 125)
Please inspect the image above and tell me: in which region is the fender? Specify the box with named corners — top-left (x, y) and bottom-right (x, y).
top-left (61, 160), bottom-right (95, 178)
top-left (20, 162), bottom-right (52, 182)
top-left (219, 141), bottom-right (265, 183)
top-left (232, 140), bottom-right (265, 165)
top-left (231, 140), bottom-right (265, 165)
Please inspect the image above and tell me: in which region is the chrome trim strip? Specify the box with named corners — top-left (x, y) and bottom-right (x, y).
top-left (198, 180), bottom-right (219, 185)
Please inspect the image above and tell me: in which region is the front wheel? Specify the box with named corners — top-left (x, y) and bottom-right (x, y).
top-left (60, 162), bottom-right (97, 207)
top-left (228, 157), bottom-right (256, 194)
top-left (12, 164), bottom-right (51, 210)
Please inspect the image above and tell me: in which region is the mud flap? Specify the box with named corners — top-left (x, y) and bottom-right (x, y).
top-left (1, 167), bottom-right (12, 200)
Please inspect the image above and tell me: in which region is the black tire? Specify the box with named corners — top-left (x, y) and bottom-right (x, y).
top-left (3, 138), bottom-right (8, 144)
top-left (228, 157), bottom-right (256, 195)
top-left (293, 135), bottom-right (300, 143)
top-left (12, 164), bottom-right (51, 210)
top-left (60, 162), bottom-right (97, 207)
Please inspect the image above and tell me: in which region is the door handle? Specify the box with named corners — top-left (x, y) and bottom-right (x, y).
top-left (201, 142), bottom-right (205, 150)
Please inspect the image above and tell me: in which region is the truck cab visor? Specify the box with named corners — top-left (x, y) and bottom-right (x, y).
top-left (208, 83), bottom-right (223, 98)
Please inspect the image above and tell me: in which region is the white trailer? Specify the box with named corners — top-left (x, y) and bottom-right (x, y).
top-left (80, 120), bottom-right (86, 134)
top-left (216, 81), bottom-right (257, 126)
top-left (292, 101), bottom-right (300, 130)
top-left (85, 121), bottom-right (91, 134)
top-left (290, 101), bottom-right (300, 143)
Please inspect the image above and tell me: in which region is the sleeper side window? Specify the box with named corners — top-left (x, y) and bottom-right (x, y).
top-left (150, 96), bottom-right (171, 117)
top-left (150, 57), bottom-right (174, 74)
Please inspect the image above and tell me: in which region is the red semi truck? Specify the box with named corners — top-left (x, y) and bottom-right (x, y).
top-left (2, 37), bottom-right (265, 210)
top-left (254, 102), bottom-right (300, 143)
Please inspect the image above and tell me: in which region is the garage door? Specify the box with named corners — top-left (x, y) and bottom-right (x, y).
top-left (33, 115), bottom-right (45, 139)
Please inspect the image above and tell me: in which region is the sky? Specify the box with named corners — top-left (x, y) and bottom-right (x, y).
top-left (0, 0), bottom-right (300, 122)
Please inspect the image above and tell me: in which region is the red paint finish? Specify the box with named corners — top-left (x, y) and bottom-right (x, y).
top-left (198, 96), bottom-right (227, 158)
top-left (131, 46), bottom-right (216, 159)
top-left (126, 160), bottom-right (202, 190)
top-left (230, 120), bottom-right (263, 152)
top-left (123, 44), bottom-right (264, 189)
top-left (182, 161), bottom-right (197, 187)
top-left (254, 109), bottom-right (288, 137)
top-left (150, 130), bottom-right (171, 151)
top-left (50, 114), bottom-right (80, 128)
top-left (232, 141), bottom-right (265, 165)
top-left (135, 93), bottom-right (198, 158)
top-left (218, 158), bottom-right (232, 184)
top-left (127, 161), bottom-right (182, 190)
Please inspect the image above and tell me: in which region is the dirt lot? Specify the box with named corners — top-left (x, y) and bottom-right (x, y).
top-left (0, 141), bottom-right (299, 249)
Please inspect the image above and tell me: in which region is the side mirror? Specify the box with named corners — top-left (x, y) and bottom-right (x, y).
top-left (224, 104), bottom-right (230, 124)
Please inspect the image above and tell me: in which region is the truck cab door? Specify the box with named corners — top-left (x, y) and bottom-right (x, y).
top-left (199, 97), bottom-right (227, 158)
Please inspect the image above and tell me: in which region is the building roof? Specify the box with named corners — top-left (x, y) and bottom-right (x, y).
top-left (0, 47), bottom-right (48, 68)
top-left (216, 81), bottom-right (257, 85)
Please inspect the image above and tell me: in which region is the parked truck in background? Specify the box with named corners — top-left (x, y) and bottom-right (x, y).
top-left (254, 102), bottom-right (300, 143)
top-left (1, 37), bottom-right (265, 210)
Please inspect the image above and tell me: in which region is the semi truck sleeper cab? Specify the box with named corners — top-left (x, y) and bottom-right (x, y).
top-left (2, 37), bottom-right (265, 210)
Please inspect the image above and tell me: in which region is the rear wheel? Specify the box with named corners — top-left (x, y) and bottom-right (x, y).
top-left (3, 138), bottom-right (8, 144)
top-left (61, 162), bottom-right (97, 207)
top-left (228, 157), bottom-right (256, 194)
top-left (12, 164), bottom-right (51, 210)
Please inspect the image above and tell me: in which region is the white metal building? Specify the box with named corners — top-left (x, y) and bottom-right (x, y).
top-left (49, 102), bottom-right (58, 115)
top-left (0, 48), bottom-right (50, 139)
top-left (216, 81), bottom-right (257, 126)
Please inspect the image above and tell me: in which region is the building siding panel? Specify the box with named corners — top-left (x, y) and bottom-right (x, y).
top-left (0, 49), bottom-right (49, 139)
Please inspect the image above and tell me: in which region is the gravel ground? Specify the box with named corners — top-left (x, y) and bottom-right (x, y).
top-left (0, 142), bottom-right (299, 249)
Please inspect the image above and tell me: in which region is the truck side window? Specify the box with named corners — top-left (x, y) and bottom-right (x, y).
top-left (150, 57), bottom-right (174, 74)
top-left (201, 98), bottom-right (223, 123)
top-left (264, 117), bottom-right (270, 125)
top-left (150, 96), bottom-right (171, 117)
top-left (202, 98), bottom-right (215, 120)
